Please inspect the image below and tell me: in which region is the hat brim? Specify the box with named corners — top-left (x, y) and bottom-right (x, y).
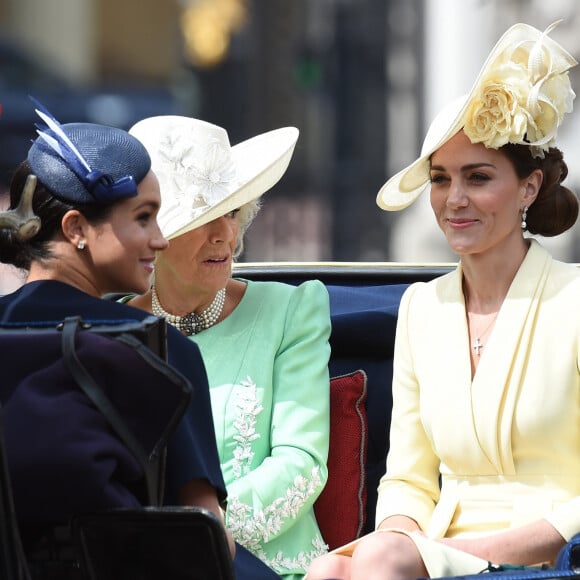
top-left (376, 22), bottom-right (577, 211)
top-left (167, 126), bottom-right (299, 239)
top-left (377, 96), bottom-right (469, 211)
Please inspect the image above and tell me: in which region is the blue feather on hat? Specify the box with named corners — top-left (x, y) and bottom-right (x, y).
top-left (29, 96), bottom-right (144, 203)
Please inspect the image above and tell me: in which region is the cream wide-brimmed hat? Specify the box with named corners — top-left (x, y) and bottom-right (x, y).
top-left (377, 21), bottom-right (577, 211)
top-left (129, 116), bottom-right (299, 239)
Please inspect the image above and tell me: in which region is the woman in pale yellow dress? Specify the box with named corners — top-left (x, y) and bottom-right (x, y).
top-left (307, 21), bottom-right (580, 580)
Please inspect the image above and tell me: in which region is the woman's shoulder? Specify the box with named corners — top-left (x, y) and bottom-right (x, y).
top-left (238, 278), bottom-right (328, 301)
top-left (396, 270), bottom-right (460, 324)
top-left (527, 241), bottom-right (580, 300)
top-left (403, 268), bottom-right (457, 300)
top-left (550, 257), bottom-right (580, 282)
top-left (0, 280), bottom-right (144, 322)
top-left (547, 259), bottom-right (580, 306)
top-left (230, 279), bottom-right (329, 327)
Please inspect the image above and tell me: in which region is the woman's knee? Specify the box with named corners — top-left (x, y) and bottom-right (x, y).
top-left (351, 532), bottom-right (427, 578)
top-left (351, 533), bottom-right (396, 567)
top-left (307, 553), bottom-right (351, 580)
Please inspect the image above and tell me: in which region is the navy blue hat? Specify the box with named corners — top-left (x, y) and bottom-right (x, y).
top-left (27, 100), bottom-right (151, 204)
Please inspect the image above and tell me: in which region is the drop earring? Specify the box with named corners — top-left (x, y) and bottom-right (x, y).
top-left (77, 239), bottom-right (86, 250)
top-left (521, 207), bottom-right (528, 231)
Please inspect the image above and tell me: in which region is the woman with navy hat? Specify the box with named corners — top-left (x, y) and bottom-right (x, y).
top-left (0, 103), bottom-right (233, 575)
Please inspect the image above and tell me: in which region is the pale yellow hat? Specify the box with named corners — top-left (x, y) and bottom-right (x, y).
top-left (129, 116), bottom-right (299, 239)
top-left (377, 21), bottom-right (577, 211)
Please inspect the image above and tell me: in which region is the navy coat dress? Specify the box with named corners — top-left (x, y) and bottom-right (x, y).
top-left (0, 279), bottom-right (280, 578)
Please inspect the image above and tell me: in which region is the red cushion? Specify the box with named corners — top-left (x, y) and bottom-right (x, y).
top-left (314, 369), bottom-right (368, 550)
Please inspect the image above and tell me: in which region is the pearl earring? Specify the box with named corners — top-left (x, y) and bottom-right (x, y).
top-left (521, 207), bottom-right (528, 231)
top-left (77, 239), bottom-right (86, 250)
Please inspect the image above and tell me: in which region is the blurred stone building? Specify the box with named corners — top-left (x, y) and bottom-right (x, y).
top-left (388, 0), bottom-right (580, 263)
top-left (0, 0), bottom-right (579, 268)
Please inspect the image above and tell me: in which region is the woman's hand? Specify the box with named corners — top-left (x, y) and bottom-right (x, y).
top-left (377, 514), bottom-right (422, 532)
top-left (437, 520), bottom-right (565, 566)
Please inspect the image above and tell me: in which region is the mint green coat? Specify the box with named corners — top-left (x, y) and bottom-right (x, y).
top-left (191, 279), bottom-right (331, 579)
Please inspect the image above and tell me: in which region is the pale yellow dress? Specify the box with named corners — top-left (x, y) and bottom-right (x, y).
top-left (333, 241), bottom-right (580, 577)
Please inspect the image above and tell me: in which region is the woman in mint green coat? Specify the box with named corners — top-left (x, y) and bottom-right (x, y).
top-left (127, 116), bottom-right (331, 580)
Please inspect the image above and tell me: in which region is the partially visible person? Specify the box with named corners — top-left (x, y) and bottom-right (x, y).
top-left (0, 191), bottom-right (25, 294)
top-left (0, 261), bottom-right (25, 294)
top-left (127, 116), bottom-right (332, 579)
top-left (0, 104), bottom-right (234, 569)
top-left (307, 21), bottom-right (580, 580)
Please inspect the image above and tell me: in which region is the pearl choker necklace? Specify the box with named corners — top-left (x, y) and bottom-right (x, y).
top-left (151, 286), bottom-right (226, 336)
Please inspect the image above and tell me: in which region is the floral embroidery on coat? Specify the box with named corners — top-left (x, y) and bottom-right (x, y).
top-left (227, 374), bottom-right (328, 574)
top-left (232, 376), bottom-right (263, 478)
top-left (254, 535), bottom-right (328, 575)
top-left (227, 467), bottom-right (325, 572)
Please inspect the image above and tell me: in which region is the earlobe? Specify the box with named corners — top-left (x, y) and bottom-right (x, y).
top-left (61, 210), bottom-right (87, 248)
top-left (520, 170), bottom-right (542, 209)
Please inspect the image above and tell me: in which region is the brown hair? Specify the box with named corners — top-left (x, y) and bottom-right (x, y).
top-left (501, 143), bottom-right (579, 237)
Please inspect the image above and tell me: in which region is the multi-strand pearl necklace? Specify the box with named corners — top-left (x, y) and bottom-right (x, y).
top-left (151, 285), bottom-right (226, 336)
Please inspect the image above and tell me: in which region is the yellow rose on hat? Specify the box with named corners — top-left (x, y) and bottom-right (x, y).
top-left (464, 81), bottom-right (529, 149)
top-left (464, 24), bottom-right (575, 157)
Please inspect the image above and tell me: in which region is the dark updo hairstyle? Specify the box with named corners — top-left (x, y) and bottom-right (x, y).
top-left (0, 161), bottom-right (113, 270)
top-left (502, 143), bottom-right (579, 237)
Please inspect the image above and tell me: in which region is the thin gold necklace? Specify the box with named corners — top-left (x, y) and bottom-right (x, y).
top-left (467, 310), bottom-right (500, 356)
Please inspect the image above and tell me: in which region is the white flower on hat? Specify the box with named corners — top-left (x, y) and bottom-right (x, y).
top-left (463, 21), bottom-right (575, 158)
top-left (158, 129), bottom-right (239, 221)
top-left (128, 116), bottom-right (298, 239)
top-left (186, 137), bottom-right (238, 207)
